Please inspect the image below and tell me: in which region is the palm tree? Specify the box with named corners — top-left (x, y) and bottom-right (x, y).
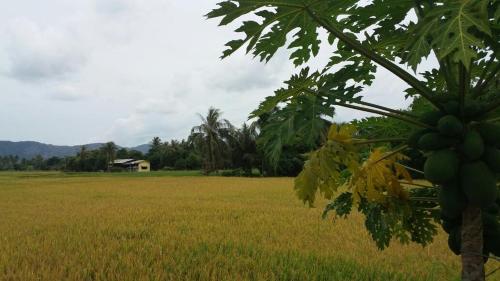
top-left (191, 107), bottom-right (233, 174)
top-left (78, 145), bottom-right (87, 172)
top-left (103, 142), bottom-right (117, 172)
top-left (230, 122), bottom-right (259, 175)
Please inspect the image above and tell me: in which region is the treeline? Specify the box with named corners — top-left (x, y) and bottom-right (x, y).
top-left (0, 144), bottom-right (144, 172)
top-left (0, 107), bottom-right (324, 176)
top-left (146, 107), bottom-right (314, 176)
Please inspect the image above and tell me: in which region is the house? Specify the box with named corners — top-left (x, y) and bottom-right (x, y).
top-left (112, 159), bottom-right (151, 172)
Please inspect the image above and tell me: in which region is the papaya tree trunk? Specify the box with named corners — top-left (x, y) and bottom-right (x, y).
top-left (461, 206), bottom-right (485, 281)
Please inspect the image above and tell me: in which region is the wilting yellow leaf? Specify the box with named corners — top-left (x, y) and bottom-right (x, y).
top-left (345, 148), bottom-right (411, 204)
top-left (327, 124), bottom-right (357, 143)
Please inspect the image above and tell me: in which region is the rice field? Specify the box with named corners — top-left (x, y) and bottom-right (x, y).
top-left (0, 172), bottom-right (473, 280)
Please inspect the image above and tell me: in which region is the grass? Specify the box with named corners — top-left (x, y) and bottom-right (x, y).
top-left (0, 172), bottom-right (474, 280)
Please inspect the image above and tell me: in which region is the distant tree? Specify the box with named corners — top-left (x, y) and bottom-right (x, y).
top-left (191, 107), bottom-right (233, 174)
top-left (116, 148), bottom-right (129, 159)
top-left (229, 122), bottom-right (258, 175)
top-left (102, 142), bottom-right (117, 172)
top-left (147, 137), bottom-right (164, 170)
top-left (127, 150), bottom-right (144, 160)
top-left (77, 146), bottom-right (88, 172)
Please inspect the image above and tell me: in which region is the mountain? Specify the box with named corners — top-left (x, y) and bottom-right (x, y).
top-left (0, 141), bottom-right (151, 159)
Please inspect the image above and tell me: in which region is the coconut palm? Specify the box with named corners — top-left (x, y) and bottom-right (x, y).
top-left (229, 122), bottom-right (259, 175)
top-left (77, 145), bottom-right (87, 171)
top-left (191, 107), bottom-right (233, 174)
top-left (102, 142), bottom-right (117, 172)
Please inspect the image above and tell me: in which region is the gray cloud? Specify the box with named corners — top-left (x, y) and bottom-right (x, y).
top-left (0, 0), bottom-right (415, 146)
top-left (95, 0), bottom-right (130, 15)
top-left (47, 84), bottom-right (85, 101)
top-left (4, 19), bottom-right (87, 82)
top-left (208, 54), bottom-right (290, 93)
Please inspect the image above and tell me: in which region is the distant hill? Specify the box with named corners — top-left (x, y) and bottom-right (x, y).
top-left (0, 141), bottom-right (151, 159)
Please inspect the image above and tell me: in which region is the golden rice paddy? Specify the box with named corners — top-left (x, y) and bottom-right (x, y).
top-left (0, 172), bottom-right (474, 280)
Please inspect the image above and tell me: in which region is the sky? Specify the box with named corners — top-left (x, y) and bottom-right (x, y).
top-left (0, 0), bottom-right (415, 147)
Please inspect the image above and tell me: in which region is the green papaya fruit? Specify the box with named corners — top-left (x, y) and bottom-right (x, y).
top-left (461, 161), bottom-right (498, 207)
top-left (484, 203), bottom-right (500, 215)
top-left (483, 218), bottom-right (500, 257)
top-left (448, 227), bottom-right (461, 255)
top-left (420, 111), bottom-right (445, 126)
top-left (442, 217), bottom-right (461, 234)
top-left (438, 115), bottom-right (464, 136)
top-left (476, 123), bottom-right (500, 145)
top-left (424, 150), bottom-right (459, 184)
top-left (464, 100), bottom-right (486, 119)
top-left (444, 100), bottom-right (460, 115)
top-left (462, 130), bottom-right (485, 160)
top-left (418, 133), bottom-right (455, 151)
top-left (407, 129), bottom-right (433, 149)
top-left (484, 146), bottom-right (500, 173)
top-left (439, 183), bottom-right (468, 219)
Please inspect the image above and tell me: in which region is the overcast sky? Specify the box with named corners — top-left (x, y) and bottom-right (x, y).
top-left (0, 0), bottom-right (414, 147)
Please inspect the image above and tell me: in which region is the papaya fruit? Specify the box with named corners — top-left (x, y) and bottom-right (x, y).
top-left (420, 110), bottom-right (445, 126)
top-left (418, 133), bottom-right (455, 150)
top-left (424, 150), bottom-right (459, 184)
top-left (484, 203), bottom-right (500, 215)
top-left (483, 213), bottom-right (500, 234)
top-left (483, 146), bottom-right (500, 173)
top-left (442, 216), bottom-right (461, 234)
top-left (483, 217), bottom-right (500, 256)
top-left (448, 227), bottom-right (461, 255)
top-left (476, 123), bottom-right (500, 145)
top-left (461, 161), bottom-right (498, 207)
top-left (444, 100), bottom-right (460, 115)
top-left (407, 129), bottom-right (432, 149)
top-left (438, 115), bottom-right (463, 136)
top-left (439, 183), bottom-right (467, 219)
top-left (484, 232), bottom-right (500, 257)
top-left (464, 100), bottom-right (486, 119)
top-left (462, 130), bottom-right (485, 160)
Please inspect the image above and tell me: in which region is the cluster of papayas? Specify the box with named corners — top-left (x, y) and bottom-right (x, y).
top-left (407, 96), bottom-right (500, 256)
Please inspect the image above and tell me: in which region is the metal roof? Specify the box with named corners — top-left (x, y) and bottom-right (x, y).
top-left (130, 160), bottom-right (148, 165)
top-left (113, 159), bottom-right (135, 164)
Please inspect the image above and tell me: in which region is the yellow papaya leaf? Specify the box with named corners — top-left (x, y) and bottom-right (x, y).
top-left (295, 128), bottom-right (360, 206)
top-left (328, 124), bottom-right (357, 143)
top-left (345, 147), bottom-right (411, 205)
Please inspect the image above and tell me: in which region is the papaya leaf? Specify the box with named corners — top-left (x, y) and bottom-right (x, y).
top-left (295, 124), bottom-right (360, 206)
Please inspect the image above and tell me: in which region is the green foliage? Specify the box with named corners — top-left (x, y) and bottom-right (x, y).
top-left (322, 192), bottom-right (353, 219)
top-left (191, 107), bottom-right (234, 173)
top-left (405, 0), bottom-right (493, 69)
top-left (210, 0), bottom-right (500, 264)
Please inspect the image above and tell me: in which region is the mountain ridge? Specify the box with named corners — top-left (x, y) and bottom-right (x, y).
top-left (0, 141), bottom-right (151, 159)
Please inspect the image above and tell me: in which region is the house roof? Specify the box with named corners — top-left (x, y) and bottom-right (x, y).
top-left (113, 159), bottom-right (149, 165)
top-left (130, 160), bottom-right (148, 165)
top-left (113, 159), bottom-right (135, 164)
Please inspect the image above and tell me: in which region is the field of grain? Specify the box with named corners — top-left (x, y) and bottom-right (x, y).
top-left (0, 172), bottom-right (468, 281)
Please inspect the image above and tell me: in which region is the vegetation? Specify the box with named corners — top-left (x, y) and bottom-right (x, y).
top-left (190, 107), bottom-right (234, 174)
top-left (0, 172), bottom-right (472, 281)
top-left (0, 142), bottom-right (143, 172)
top-left (208, 0), bottom-right (499, 279)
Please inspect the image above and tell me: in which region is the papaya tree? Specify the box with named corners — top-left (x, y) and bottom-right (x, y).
top-left (208, 1), bottom-right (499, 280)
